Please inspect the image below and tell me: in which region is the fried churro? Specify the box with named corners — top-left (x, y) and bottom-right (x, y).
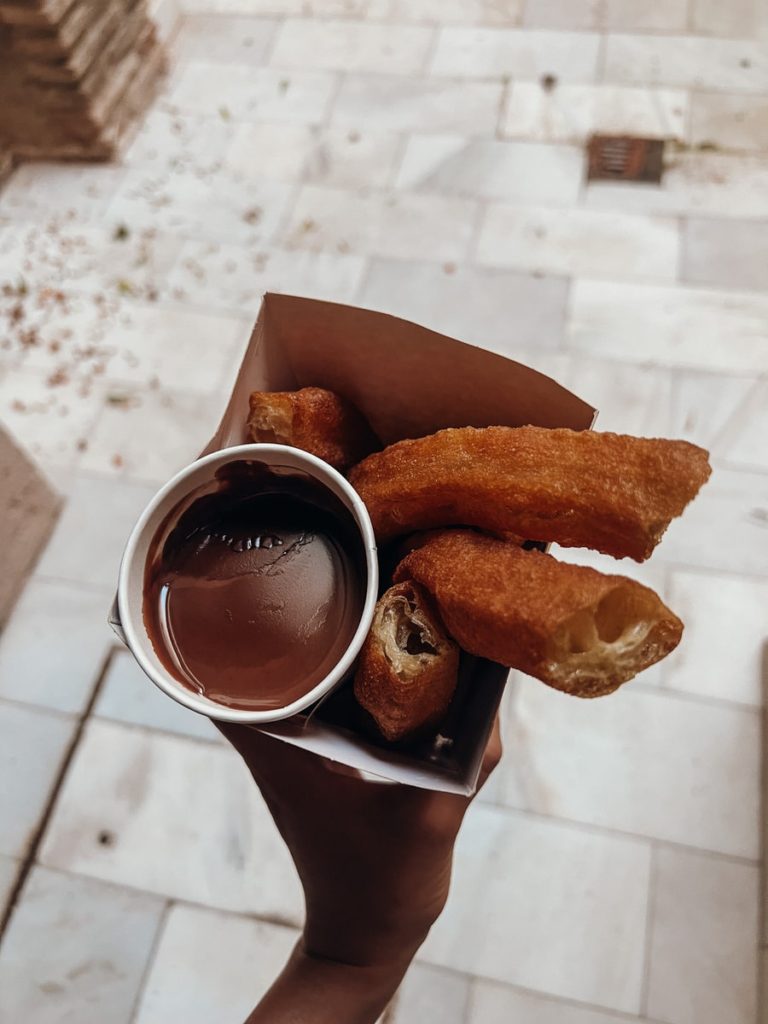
top-left (349, 425), bottom-right (710, 561)
top-left (394, 530), bottom-right (683, 697)
top-left (247, 387), bottom-right (378, 473)
top-left (354, 581), bottom-right (460, 741)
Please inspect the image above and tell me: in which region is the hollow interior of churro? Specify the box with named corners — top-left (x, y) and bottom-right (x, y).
top-left (247, 396), bottom-right (293, 444)
top-left (551, 585), bottom-right (660, 679)
top-left (380, 589), bottom-right (441, 678)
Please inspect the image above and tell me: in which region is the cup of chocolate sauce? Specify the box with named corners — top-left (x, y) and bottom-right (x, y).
top-left (117, 444), bottom-right (378, 723)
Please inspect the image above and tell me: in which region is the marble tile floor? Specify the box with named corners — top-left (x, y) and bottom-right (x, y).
top-left (0, 0), bottom-right (766, 1021)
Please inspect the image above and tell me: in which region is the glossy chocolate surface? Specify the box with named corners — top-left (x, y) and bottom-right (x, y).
top-left (144, 461), bottom-right (365, 710)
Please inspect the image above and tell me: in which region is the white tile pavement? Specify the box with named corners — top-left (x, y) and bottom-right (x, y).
top-left (370, 0), bottom-right (524, 24)
top-left (123, 107), bottom-right (235, 172)
top-left (658, 466), bottom-right (768, 576)
top-left (419, 802), bottom-right (650, 1012)
top-left (35, 474), bottom-right (157, 590)
top-left (269, 18), bottom-right (435, 75)
top-left (682, 216), bottom-right (768, 291)
top-left (690, 93), bottom-right (768, 153)
top-left (502, 82), bottom-right (688, 144)
top-left (476, 203), bottom-right (679, 281)
top-left (39, 720), bottom-right (304, 920)
top-left (669, 369), bottom-right (758, 450)
top-left (175, 13), bottom-right (279, 65)
top-left (165, 240), bottom-right (367, 313)
top-left (106, 169), bottom-right (294, 247)
top-left (602, 0), bottom-right (689, 31)
top-left (664, 570), bottom-right (768, 706)
top-left (78, 385), bottom-right (222, 484)
top-left (604, 34), bottom-right (768, 94)
top-left (330, 74), bottom-right (503, 135)
top-left (713, 377), bottom-right (768, 472)
top-left (0, 856), bottom-right (19, 914)
top-left (522, 0), bottom-right (603, 29)
top-left (584, 152), bottom-right (768, 218)
top-left (0, 867), bottom-right (164, 1024)
top-left (429, 27), bottom-right (601, 81)
top-left (358, 258), bottom-right (569, 354)
top-left (495, 677), bottom-right (760, 857)
top-left (391, 962), bottom-right (470, 1024)
top-left (221, 121), bottom-right (312, 181)
top-left (168, 63), bottom-right (338, 124)
top-left (646, 847), bottom-right (759, 1024)
top-left (280, 185), bottom-right (479, 263)
top-left (0, 702), bottom-right (75, 859)
top-left (0, 164), bottom-right (127, 223)
top-left (565, 358), bottom-right (674, 436)
top-left (95, 650), bottom-right (222, 741)
top-left (467, 979), bottom-right (657, 1024)
top-left (568, 279), bottom-right (768, 376)
top-left (0, 579), bottom-right (112, 714)
top-left (224, 123), bottom-right (403, 189)
top-left (96, 303), bottom-right (251, 396)
top-left (0, 366), bottom-right (105, 479)
top-left (525, 0), bottom-right (690, 31)
top-left (134, 904), bottom-right (298, 1024)
top-left (303, 127), bottom-right (405, 189)
top-left (691, 0), bottom-right (758, 38)
top-left (396, 137), bottom-right (583, 203)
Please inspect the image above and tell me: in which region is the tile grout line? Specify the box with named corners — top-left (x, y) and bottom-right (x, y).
top-left (639, 841), bottom-right (658, 1016)
top-left (628, 678), bottom-right (763, 714)
top-left (28, 863), bottom-right (303, 933)
top-left (474, 796), bottom-right (761, 867)
top-left (0, 646), bottom-right (116, 944)
top-left (759, 640), bottom-right (768, 1024)
top-left (425, 957), bottom-right (677, 1024)
top-left (127, 899), bottom-right (173, 1024)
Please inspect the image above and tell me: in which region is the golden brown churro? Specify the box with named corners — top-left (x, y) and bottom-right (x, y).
top-left (394, 530), bottom-right (683, 697)
top-left (247, 387), bottom-right (378, 473)
top-left (354, 581), bottom-right (460, 741)
top-left (350, 425), bottom-right (711, 561)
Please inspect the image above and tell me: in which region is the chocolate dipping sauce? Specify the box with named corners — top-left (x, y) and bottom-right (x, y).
top-left (143, 461), bottom-right (366, 711)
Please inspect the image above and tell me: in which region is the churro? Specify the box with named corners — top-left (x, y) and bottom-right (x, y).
top-left (350, 425), bottom-right (710, 561)
top-left (354, 581), bottom-right (460, 740)
top-left (394, 530), bottom-right (683, 697)
top-left (247, 387), bottom-right (378, 473)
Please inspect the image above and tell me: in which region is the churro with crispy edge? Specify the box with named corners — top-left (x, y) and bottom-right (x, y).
top-left (350, 425), bottom-right (710, 561)
top-left (247, 387), bottom-right (378, 473)
top-left (394, 530), bottom-right (683, 697)
top-left (354, 581), bottom-right (460, 741)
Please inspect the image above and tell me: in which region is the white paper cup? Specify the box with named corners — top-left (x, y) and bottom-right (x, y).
top-left (117, 443), bottom-right (379, 724)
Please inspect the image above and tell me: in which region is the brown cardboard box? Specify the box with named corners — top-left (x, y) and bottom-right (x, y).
top-left (112, 293), bottom-right (595, 793)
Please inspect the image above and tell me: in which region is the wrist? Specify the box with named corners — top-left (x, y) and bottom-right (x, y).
top-left (245, 939), bottom-right (410, 1024)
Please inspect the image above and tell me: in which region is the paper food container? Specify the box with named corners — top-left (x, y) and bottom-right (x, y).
top-left (111, 293), bottom-right (596, 795)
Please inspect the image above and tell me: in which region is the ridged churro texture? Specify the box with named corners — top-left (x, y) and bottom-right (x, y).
top-left (247, 387), bottom-right (379, 473)
top-left (350, 426), bottom-right (711, 561)
top-left (354, 581), bottom-right (460, 741)
top-left (394, 531), bottom-right (683, 697)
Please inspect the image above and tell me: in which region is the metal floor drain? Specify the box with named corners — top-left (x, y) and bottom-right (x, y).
top-left (587, 135), bottom-right (665, 184)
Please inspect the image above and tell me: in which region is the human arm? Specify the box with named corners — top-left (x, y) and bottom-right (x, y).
top-left (218, 718), bottom-right (502, 1023)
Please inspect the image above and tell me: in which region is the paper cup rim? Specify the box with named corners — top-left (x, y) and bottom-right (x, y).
top-left (117, 443), bottom-right (379, 723)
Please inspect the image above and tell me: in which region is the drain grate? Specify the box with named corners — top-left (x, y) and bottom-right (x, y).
top-left (587, 135), bottom-right (665, 184)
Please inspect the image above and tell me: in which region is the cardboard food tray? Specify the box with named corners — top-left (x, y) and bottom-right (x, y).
top-left (111, 293), bottom-right (595, 794)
